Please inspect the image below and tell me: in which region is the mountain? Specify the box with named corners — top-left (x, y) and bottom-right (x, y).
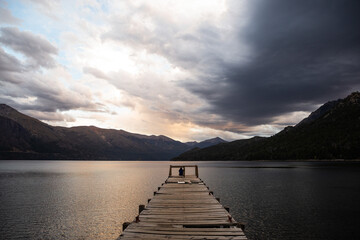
top-left (173, 92), bottom-right (360, 161)
top-left (185, 137), bottom-right (227, 149)
top-left (184, 141), bottom-right (198, 147)
top-left (0, 104), bottom-right (190, 160)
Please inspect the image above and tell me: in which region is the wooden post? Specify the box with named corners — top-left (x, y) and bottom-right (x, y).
top-left (147, 198), bottom-right (151, 203)
top-left (216, 197), bottom-right (220, 202)
top-left (183, 166), bottom-right (186, 177)
top-left (237, 222), bottom-right (246, 231)
top-left (139, 204), bottom-right (145, 214)
top-left (225, 206), bottom-right (230, 212)
top-left (154, 191), bottom-right (157, 196)
top-left (195, 166), bottom-right (199, 177)
top-left (169, 165), bottom-right (172, 177)
top-left (122, 222), bottom-right (131, 231)
top-left (158, 187), bottom-right (161, 191)
top-left (209, 191), bottom-right (213, 195)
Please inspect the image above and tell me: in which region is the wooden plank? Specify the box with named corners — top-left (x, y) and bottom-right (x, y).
top-left (120, 232), bottom-right (247, 240)
top-left (125, 229), bottom-right (245, 236)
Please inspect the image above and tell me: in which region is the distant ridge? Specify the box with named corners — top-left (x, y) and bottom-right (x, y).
top-left (185, 137), bottom-right (227, 149)
top-left (0, 104), bottom-right (225, 160)
top-left (173, 92), bottom-right (360, 160)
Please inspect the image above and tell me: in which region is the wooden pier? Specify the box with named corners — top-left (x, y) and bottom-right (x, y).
top-left (119, 165), bottom-right (247, 240)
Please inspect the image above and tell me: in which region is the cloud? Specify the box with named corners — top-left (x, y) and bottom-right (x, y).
top-left (102, 0), bottom-right (249, 72)
top-left (23, 110), bottom-right (76, 122)
top-left (0, 27), bottom-right (58, 68)
top-left (0, 7), bottom-right (21, 25)
top-left (0, 47), bottom-right (23, 73)
top-left (102, 0), bottom-right (360, 130)
top-left (180, 0), bottom-right (360, 126)
top-left (10, 68), bottom-right (98, 113)
top-left (1, 77), bottom-right (95, 112)
top-left (26, 0), bottom-right (60, 9)
top-left (100, 0), bottom-right (254, 134)
top-left (1, 46), bottom-right (99, 120)
top-left (0, 47), bottom-right (25, 84)
top-left (24, 0), bottom-right (62, 19)
top-left (83, 66), bottom-right (110, 80)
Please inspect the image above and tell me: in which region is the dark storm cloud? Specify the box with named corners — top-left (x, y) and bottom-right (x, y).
top-left (0, 27), bottom-right (58, 68)
top-left (187, 0), bottom-right (360, 126)
top-left (102, 0), bottom-right (360, 130)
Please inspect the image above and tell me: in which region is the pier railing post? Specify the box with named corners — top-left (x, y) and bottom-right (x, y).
top-left (122, 222), bottom-right (130, 231)
top-left (195, 165), bottom-right (199, 177)
top-left (169, 165), bottom-right (172, 177)
top-left (237, 222), bottom-right (246, 231)
top-left (139, 205), bottom-right (145, 214)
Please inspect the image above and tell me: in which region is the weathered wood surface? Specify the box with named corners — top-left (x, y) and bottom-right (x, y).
top-left (119, 171), bottom-right (247, 240)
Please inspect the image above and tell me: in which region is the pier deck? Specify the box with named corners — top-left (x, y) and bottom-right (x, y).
top-left (119, 165), bottom-right (247, 239)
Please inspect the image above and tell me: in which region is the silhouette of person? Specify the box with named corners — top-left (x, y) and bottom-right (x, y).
top-left (179, 167), bottom-right (184, 176)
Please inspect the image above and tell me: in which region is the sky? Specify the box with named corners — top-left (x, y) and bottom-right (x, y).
top-left (0, 0), bottom-right (359, 142)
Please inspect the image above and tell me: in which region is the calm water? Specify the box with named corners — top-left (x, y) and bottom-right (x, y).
top-left (0, 161), bottom-right (360, 240)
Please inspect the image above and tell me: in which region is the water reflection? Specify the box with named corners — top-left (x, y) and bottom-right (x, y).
top-left (0, 161), bottom-right (169, 240)
top-left (0, 161), bottom-right (360, 240)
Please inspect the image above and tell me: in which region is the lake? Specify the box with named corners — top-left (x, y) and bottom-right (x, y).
top-left (0, 160), bottom-right (359, 240)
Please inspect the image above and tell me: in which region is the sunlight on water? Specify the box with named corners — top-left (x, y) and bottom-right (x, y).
top-left (0, 161), bottom-right (169, 240)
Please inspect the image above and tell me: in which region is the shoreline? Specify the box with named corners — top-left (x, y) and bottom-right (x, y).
top-left (1, 159), bottom-right (360, 162)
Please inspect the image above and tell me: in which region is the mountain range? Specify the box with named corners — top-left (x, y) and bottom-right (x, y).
top-left (2, 92), bottom-right (359, 161)
top-left (173, 92), bottom-right (360, 161)
top-left (185, 137), bottom-right (227, 149)
top-left (0, 104), bottom-right (225, 160)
